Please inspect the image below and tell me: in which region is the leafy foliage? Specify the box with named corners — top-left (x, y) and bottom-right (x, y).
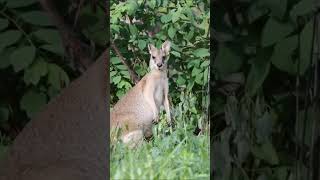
top-left (110, 0), bottom-right (210, 104)
top-left (212, 0), bottom-right (320, 179)
top-left (110, 0), bottom-right (209, 178)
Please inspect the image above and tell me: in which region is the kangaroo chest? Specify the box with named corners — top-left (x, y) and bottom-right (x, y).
top-left (154, 78), bottom-right (166, 108)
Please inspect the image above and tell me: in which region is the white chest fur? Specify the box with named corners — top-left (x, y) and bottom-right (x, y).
top-left (154, 78), bottom-right (167, 109)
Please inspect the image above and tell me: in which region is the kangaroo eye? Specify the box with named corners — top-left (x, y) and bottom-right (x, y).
top-left (152, 56), bottom-right (155, 59)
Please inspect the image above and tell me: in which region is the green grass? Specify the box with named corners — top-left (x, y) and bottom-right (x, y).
top-left (110, 106), bottom-right (210, 179)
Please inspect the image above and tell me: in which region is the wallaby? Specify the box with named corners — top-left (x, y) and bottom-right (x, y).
top-left (0, 50), bottom-right (108, 180)
top-left (110, 40), bottom-right (172, 147)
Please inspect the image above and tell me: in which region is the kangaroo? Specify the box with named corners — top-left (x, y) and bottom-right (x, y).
top-left (110, 40), bottom-right (172, 148)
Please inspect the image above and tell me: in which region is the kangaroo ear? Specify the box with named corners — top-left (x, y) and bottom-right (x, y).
top-left (161, 40), bottom-right (171, 55)
top-left (148, 44), bottom-right (156, 54)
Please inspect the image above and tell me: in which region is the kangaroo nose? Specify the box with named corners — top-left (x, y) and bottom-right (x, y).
top-left (157, 63), bottom-right (162, 67)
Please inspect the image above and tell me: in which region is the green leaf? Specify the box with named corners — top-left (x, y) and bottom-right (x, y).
top-left (113, 76), bottom-right (122, 84)
top-left (82, 24), bottom-right (107, 46)
top-left (21, 11), bottom-right (53, 26)
top-left (290, 0), bottom-right (314, 21)
top-left (299, 20), bottom-right (313, 75)
top-left (275, 167), bottom-right (288, 180)
top-left (172, 11), bottom-right (180, 23)
top-left (111, 24), bottom-right (120, 33)
top-left (0, 30), bottom-right (22, 49)
top-left (126, 0), bottom-right (138, 15)
top-left (0, 107), bottom-right (9, 122)
top-left (246, 50), bottom-right (271, 96)
top-left (200, 60), bottom-right (210, 68)
top-left (186, 80), bottom-right (195, 91)
top-left (110, 71), bottom-right (117, 77)
top-left (0, 48), bottom-right (13, 69)
top-left (214, 45), bottom-right (243, 75)
top-left (261, 18), bottom-right (294, 47)
top-left (255, 112), bottom-right (274, 143)
top-left (168, 26), bottom-right (176, 39)
top-left (120, 70), bottom-right (130, 78)
top-left (47, 63), bottom-right (70, 90)
top-left (212, 136), bottom-right (232, 178)
top-left (195, 73), bottom-right (203, 84)
top-left (270, 35), bottom-right (298, 74)
top-left (138, 40), bottom-right (146, 50)
top-left (10, 46), bottom-right (36, 72)
top-left (117, 65), bottom-right (128, 70)
top-left (176, 75), bottom-right (186, 86)
top-left (129, 25), bottom-right (138, 35)
top-left (200, 16), bottom-right (209, 36)
top-left (20, 90), bottom-right (47, 118)
top-left (147, 0), bottom-right (156, 9)
top-left (116, 89), bottom-right (125, 99)
top-left (79, 6), bottom-right (107, 46)
top-left (23, 59), bottom-right (48, 85)
top-left (236, 137), bottom-right (250, 164)
top-left (40, 44), bottom-right (64, 56)
top-left (111, 57), bottom-right (121, 65)
top-left (6, 0), bottom-right (38, 8)
top-left (171, 51), bottom-right (181, 57)
top-left (33, 29), bottom-right (62, 44)
top-left (0, 18), bottom-right (9, 31)
top-left (170, 43), bottom-right (182, 52)
top-left (248, 2), bottom-right (269, 23)
top-left (187, 59), bottom-right (201, 68)
top-left (185, 27), bottom-right (194, 41)
top-left (251, 141), bottom-right (279, 165)
top-left (47, 85), bottom-right (60, 99)
top-left (259, 0), bottom-right (287, 19)
top-left (193, 48), bottom-right (209, 58)
top-left (161, 14), bottom-right (172, 23)
top-left (192, 67), bottom-right (202, 77)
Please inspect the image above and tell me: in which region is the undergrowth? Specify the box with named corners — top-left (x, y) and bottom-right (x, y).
top-left (110, 93), bottom-right (210, 179)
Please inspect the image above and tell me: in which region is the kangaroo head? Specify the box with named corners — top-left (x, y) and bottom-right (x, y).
top-left (148, 40), bottom-right (171, 71)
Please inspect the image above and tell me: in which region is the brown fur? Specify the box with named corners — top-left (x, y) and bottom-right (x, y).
top-left (110, 41), bottom-right (172, 148)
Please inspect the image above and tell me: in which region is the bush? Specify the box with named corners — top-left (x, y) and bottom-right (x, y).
top-left (110, 0), bottom-right (210, 179)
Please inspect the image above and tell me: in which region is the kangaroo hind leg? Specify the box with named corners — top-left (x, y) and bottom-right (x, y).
top-left (121, 130), bottom-right (144, 149)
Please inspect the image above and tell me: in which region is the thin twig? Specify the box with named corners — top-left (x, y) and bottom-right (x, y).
top-left (73, 0), bottom-right (85, 28)
top-left (110, 40), bottom-right (139, 84)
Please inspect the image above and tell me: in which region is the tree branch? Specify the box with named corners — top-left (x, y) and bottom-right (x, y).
top-left (110, 41), bottom-right (140, 84)
top-left (38, 0), bottom-right (94, 72)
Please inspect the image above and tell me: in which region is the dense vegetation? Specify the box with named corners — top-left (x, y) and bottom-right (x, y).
top-left (110, 0), bottom-right (210, 179)
top-left (0, 0), bottom-right (105, 160)
top-left (211, 0), bottom-right (320, 179)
